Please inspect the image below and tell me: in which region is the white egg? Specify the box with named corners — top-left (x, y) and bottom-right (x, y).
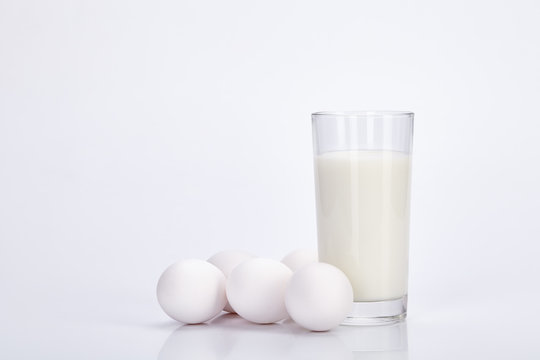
top-left (227, 258), bottom-right (293, 324)
top-left (207, 250), bottom-right (254, 313)
top-left (285, 262), bottom-right (353, 331)
top-left (156, 259), bottom-right (226, 324)
top-left (281, 249), bottom-right (318, 272)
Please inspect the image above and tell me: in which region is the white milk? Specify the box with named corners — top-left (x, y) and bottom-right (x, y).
top-left (314, 150), bottom-right (411, 302)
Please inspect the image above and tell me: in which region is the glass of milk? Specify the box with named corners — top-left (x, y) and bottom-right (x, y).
top-left (312, 111), bottom-right (414, 325)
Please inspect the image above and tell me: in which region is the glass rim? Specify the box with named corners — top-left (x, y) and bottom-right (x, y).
top-left (312, 110), bottom-right (414, 117)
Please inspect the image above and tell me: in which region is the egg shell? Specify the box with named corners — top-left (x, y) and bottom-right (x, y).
top-left (207, 250), bottom-right (254, 313)
top-left (227, 258), bottom-right (293, 324)
top-left (157, 259), bottom-right (226, 324)
top-left (285, 262), bottom-right (353, 331)
top-left (281, 249), bottom-right (318, 272)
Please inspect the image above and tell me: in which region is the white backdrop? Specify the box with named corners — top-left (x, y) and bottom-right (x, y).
top-left (1, 0), bottom-right (539, 358)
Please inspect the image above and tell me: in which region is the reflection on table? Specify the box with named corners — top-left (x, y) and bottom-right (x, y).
top-left (158, 313), bottom-right (408, 360)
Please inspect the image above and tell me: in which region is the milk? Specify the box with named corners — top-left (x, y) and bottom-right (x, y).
top-left (314, 150), bottom-right (411, 302)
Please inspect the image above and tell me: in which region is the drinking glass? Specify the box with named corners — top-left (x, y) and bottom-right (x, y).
top-left (312, 111), bottom-right (414, 325)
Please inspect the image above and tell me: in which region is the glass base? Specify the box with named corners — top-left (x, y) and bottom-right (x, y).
top-left (342, 295), bottom-right (407, 326)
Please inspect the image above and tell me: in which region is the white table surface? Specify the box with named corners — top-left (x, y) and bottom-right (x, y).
top-left (2, 290), bottom-right (538, 359)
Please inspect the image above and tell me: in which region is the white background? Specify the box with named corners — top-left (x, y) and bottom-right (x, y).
top-left (1, 0), bottom-right (539, 358)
